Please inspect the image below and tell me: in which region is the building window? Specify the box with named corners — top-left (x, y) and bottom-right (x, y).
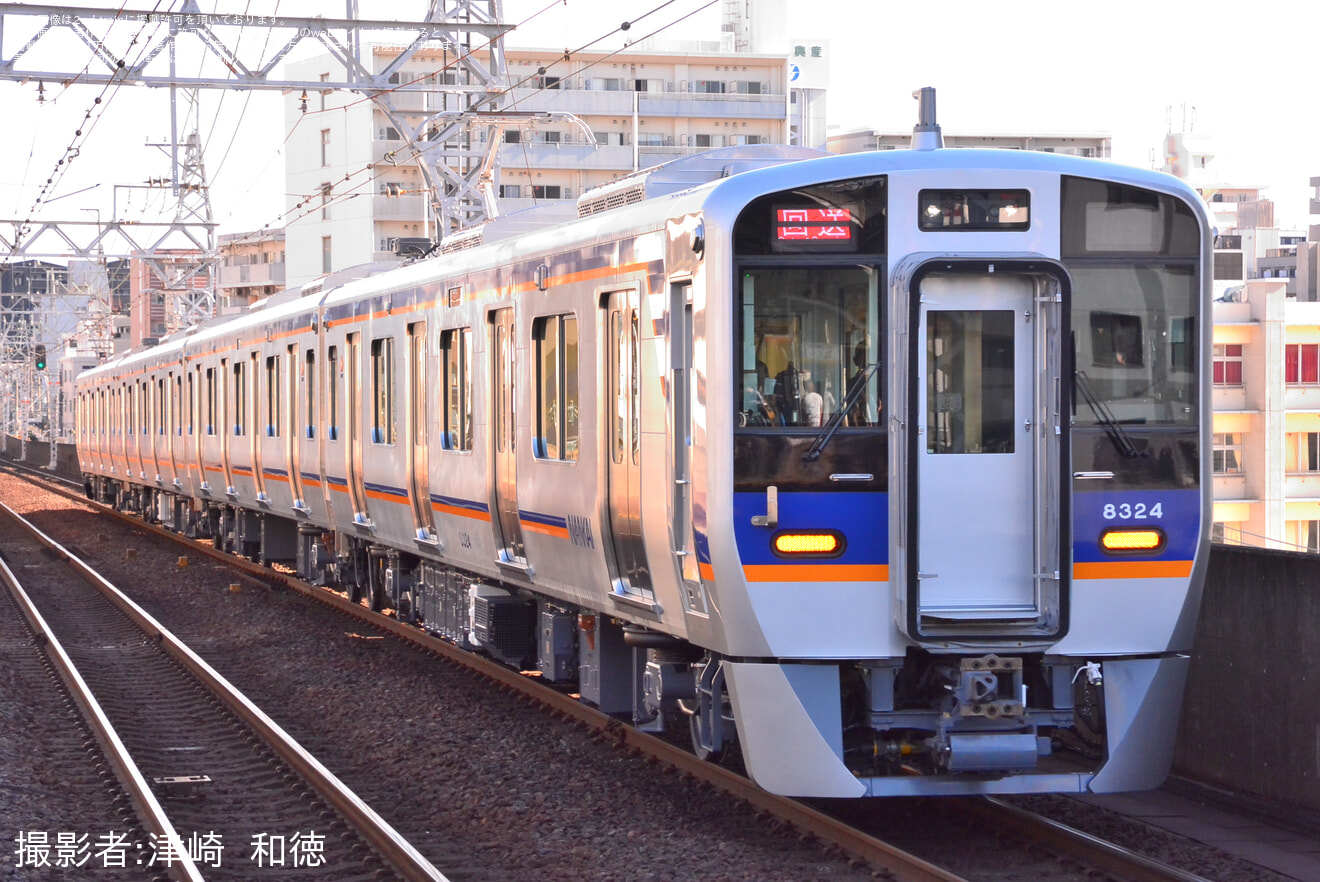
top-left (370, 337), bottom-right (395, 444)
top-left (320, 129), bottom-right (330, 167)
top-left (499, 184), bottom-right (521, 199)
top-left (322, 236), bottom-right (332, 274)
top-left (531, 185), bottom-right (562, 200)
top-left (1211, 522), bottom-right (1244, 545)
top-left (504, 129), bottom-right (521, 143)
top-left (320, 183), bottom-right (332, 219)
top-left (534, 314), bottom-right (579, 461)
top-left (1213, 343), bottom-right (1243, 386)
top-left (441, 328), bottom-right (472, 451)
top-left (1212, 432), bottom-right (1243, 474)
top-left (1286, 343), bottom-right (1320, 384)
top-left (1305, 521), bottom-right (1320, 553)
top-left (1288, 432), bottom-right (1320, 473)
top-left (1213, 251), bottom-right (1243, 281)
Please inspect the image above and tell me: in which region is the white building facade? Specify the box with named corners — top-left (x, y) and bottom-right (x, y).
top-left (283, 44), bottom-right (794, 287)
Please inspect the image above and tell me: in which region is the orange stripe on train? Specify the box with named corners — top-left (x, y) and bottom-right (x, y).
top-left (1073, 560), bottom-right (1193, 580)
top-left (742, 564), bottom-right (889, 583)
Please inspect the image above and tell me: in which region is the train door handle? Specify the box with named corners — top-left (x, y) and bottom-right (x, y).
top-left (750, 485), bottom-right (778, 528)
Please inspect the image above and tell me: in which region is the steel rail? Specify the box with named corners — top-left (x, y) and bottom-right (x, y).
top-left (0, 505), bottom-right (206, 882)
top-left (20, 486), bottom-right (967, 882)
top-left (0, 499), bottom-right (451, 882)
top-left (967, 797), bottom-right (1216, 882)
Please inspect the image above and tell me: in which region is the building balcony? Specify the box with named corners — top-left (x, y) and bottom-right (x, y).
top-left (1212, 386), bottom-right (1248, 412)
top-left (373, 194), bottom-right (428, 221)
top-left (1285, 474), bottom-right (1320, 499)
top-left (500, 87), bottom-right (787, 120)
top-left (218, 262), bottom-right (285, 289)
top-left (1213, 473), bottom-right (1249, 500)
top-left (495, 142), bottom-right (717, 173)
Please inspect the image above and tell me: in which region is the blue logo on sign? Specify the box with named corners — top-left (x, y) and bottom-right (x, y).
top-left (790, 64), bottom-right (801, 82)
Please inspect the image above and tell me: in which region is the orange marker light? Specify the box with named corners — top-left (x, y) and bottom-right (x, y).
top-left (1100, 529), bottom-right (1165, 553)
top-left (773, 532), bottom-right (842, 556)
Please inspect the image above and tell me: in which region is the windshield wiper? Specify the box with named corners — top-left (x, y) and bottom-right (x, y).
top-left (802, 363), bottom-right (879, 463)
top-left (1075, 370), bottom-right (1147, 458)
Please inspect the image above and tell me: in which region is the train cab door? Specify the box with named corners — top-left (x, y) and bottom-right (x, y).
top-left (345, 333), bottom-right (370, 524)
top-left (604, 288), bottom-right (652, 599)
top-left (909, 268), bottom-right (1067, 639)
top-left (490, 307), bottom-right (526, 564)
top-left (406, 321), bottom-right (435, 541)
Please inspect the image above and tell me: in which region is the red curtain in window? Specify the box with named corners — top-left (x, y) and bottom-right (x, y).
top-left (1287, 344), bottom-right (1300, 383)
top-left (1305, 344), bottom-right (1319, 384)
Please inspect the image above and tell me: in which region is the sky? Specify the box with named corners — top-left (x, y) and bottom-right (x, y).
top-left (1, 0), bottom-right (1316, 244)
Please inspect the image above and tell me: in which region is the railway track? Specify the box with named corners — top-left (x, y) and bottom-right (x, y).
top-left (0, 460), bottom-right (1228, 882)
top-left (0, 496), bottom-right (448, 882)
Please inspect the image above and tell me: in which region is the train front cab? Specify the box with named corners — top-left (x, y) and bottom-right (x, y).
top-left (712, 159), bottom-right (1211, 797)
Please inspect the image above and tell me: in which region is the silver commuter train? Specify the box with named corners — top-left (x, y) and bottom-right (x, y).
top-left (76, 135), bottom-right (1212, 798)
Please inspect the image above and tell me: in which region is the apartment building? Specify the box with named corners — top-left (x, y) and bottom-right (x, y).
top-left (217, 229), bottom-right (286, 311)
top-left (1212, 278), bottom-right (1320, 551)
top-left (828, 128), bottom-right (1112, 158)
top-left (283, 44), bottom-right (793, 287)
top-left (128, 252), bottom-right (210, 348)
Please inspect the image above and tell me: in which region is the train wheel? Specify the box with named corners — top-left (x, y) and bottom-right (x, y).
top-left (684, 658), bottom-right (734, 762)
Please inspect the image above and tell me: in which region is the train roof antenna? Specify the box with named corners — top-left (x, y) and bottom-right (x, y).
top-left (910, 87), bottom-right (944, 151)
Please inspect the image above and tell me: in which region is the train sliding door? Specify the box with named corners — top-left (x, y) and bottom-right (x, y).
top-left (604, 288), bottom-right (652, 598)
top-left (345, 333), bottom-right (370, 524)
top-left (406, 322), bottom-right (435, 541)
top-left (910, 268), bottom-right (1066, 639)
top-left (490, 308), bottom-right (526, 563)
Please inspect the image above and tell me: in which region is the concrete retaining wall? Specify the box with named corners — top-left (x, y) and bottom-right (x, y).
top-left (0, 436), bottom-right (80, 481)
top-left (1175, 544), bottom-right (1320, 814)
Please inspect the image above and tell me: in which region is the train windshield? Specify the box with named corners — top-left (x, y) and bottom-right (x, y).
top-left (1061, 177), bottom-right (1201, 427)
top-left (736, 266), bottom-right (881, 430)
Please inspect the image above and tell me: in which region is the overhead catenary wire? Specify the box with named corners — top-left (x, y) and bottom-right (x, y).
top-left (226, 0), bottom-right (720, 247)
top-left (4, 0), bottom-right (172, 273)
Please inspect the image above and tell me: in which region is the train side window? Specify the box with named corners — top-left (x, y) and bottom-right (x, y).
top-left (158, 378), bottom-right (166, 435)
top-left (233, 361), bottom-right (246, 436)
top-left (533, 314), bottom-right (579, 461)
top-left (205, 368), bottom-right (216, 436)
top-left (371, 337), bottom-right (396, 445)
top-left (327, 345), bottom-right (339, 442)
top-left (440, 328), bottom-right (472, 451)
top-left (265, 355), bottom-right (281, 437)
top-left (305, 350), bottom-right (316, 439)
